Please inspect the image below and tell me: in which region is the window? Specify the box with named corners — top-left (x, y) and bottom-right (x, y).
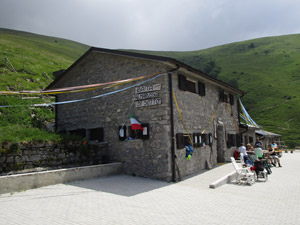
top-left (178, 74), bottom-right (201, 95)
top-left (220, 90), bottom-right (229, 103)
top-left (186, 80), bottom-right (196, 93)
top-left (201, 133), bottom-right (208, 146)
top-left (249, 136), bottom-right (254, 145)
top-left (88, 127), bottom-right (104, 142)
top-left (128, 124), bottom-right (149, 140)
top-left (227, 134), bottom-right (237, 147)
top-left (224, 94), bottom-right (228, 103)
top-left (229, 94), bottom-right (234, 105)
top-left (176, 133), bottom-right (193, 148)
top-left (69, 129), bottom-right (86, 138)
top-left (68, 127), bottom-right (104, 142)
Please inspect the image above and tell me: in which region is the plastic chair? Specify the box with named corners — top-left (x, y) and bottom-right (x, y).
top-left (254, 160), bottom-right (268, 182)
top-left (231, 157), bottom-right (255, 185)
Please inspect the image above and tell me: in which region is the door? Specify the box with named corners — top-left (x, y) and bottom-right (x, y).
top-left (217, 125), bottom-right (225, 163)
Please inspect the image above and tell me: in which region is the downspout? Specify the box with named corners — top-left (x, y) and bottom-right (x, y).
top-left (168, 72), bottom-right (176, 182)
top-left (55, 95), bottom-right (58, 132)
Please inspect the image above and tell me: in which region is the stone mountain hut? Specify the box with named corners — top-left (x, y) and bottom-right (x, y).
top-left (46, 47), bottom-right (245, 182)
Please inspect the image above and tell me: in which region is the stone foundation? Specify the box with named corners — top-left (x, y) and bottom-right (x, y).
top-left (0, 142), bottom-right (108, 175)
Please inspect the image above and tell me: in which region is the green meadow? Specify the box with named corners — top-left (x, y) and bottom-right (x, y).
top-left (0, 28), bottom-right (299, 147)
top-left (0, 28), bottom-right (89, 143)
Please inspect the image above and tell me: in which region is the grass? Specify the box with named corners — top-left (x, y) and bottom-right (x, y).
top-left (0, 28), bottom-right (89, 143)
top-left (0, 28), bottom-right (299, 147)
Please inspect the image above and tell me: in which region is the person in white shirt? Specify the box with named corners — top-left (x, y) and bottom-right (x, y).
top-left (238, 144), bottom-right (253, 165)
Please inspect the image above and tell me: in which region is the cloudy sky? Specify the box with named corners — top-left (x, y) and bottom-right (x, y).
top-left (1, 0), bottom-right (300, 51)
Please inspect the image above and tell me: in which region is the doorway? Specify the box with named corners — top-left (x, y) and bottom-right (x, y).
top-left (217, 125), bottom-right (225, 163)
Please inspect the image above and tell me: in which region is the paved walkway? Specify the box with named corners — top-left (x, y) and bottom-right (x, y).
top-left (0, 152), bottom-right (299, 225)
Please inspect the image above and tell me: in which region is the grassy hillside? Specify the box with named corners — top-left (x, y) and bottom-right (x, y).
top-left (131, 34), bottom-right (300, 147)
top-left (0, 28), bottom-right (299, 147)
top-left (0, 28), bottom-right (89, 143)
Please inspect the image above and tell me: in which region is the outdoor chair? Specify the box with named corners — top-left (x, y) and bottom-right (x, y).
top-left (242, 153), bottom-right (268, 182)
top-left (254, 160), bottom-right (268, 182)
top-left (231, 157), bottom-right (255, 186)
top-left (254, 147), bottom-right (272, 174)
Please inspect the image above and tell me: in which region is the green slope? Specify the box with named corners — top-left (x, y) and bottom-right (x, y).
top-left (131, 34), bottom-right (300, 147)
top-left (0, 28), bottom-right (299, 147)
top-left (0, 28), bottom-right (89, 143)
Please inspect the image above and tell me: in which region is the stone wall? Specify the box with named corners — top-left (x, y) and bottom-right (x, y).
top-left (52, 50), bottom-right (241, 182)
top-left (0, 142), bottom-right (108, 175)
top-left (55, 52), bottom-right (174, 181)
top-left (172, 69), bottom-right (240, 178)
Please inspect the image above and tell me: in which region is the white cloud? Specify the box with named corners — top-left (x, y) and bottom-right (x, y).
top-left (1, 0), bottom-right (300, 51)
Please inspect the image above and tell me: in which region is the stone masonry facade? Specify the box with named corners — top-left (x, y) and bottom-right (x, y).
top-left (172, 69), bottom-right (239, 178)
top-left (50, 48), bottom-right (242, 182)
top-left (55, 52), bottom-right (173, 181)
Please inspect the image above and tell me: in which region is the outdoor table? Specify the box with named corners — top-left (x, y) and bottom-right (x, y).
top-left (263, 150), bottom-right (282, 157)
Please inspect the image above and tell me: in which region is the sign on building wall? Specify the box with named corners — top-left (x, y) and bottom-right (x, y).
top-left (134, 84), bottom-right (162, 108)
top-left (135, 84), bottom-right (161, 93)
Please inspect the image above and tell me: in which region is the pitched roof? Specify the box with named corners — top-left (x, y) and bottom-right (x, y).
top-left (46, 47), bottom-right (245, 95)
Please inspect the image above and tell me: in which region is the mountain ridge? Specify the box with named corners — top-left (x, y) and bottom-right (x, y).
top-left (0, 28), bottom-right (299, 147)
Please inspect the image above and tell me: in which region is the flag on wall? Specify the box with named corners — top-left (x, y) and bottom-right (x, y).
top-left (130, 115), bottom-right (143, 130)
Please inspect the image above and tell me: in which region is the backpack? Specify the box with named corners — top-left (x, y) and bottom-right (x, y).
top-left (234, 150), bottom-right (240, 160)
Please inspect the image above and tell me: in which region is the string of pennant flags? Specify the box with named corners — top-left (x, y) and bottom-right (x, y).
top-left (1, 69), bottom-right (270, 137)
top-left (239, 98), bottom-right (261, 128)
top-left (0, 72), bottom-right (166, 108)
top-left (239, 99), bottom-right (274, 136)
top-left (0, 72), bottom-right (163, 96)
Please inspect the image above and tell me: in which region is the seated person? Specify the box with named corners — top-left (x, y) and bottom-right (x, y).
top-left (238, 144), bottom-right (253, 166)
top-left (255, 138), bottom-right (263, 148)
top-left (247, 143), bottom-right (254, 154)
top-left (254, 146), bottom-right (263, 159)
top-left (272, 142), bottom-right (279, 150)
top-left (268, 144), bottom-right (282, 167)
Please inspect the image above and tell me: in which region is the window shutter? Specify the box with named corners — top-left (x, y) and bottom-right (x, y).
top-left (198, 81), bottom-right (206, 96)
top-left (219, 91), bottom-right (225, 102)
top-left (193, 133), bottom-right (200, 147)
top-left (178, 74), bottom-right (187, 91)
top-left (229, 94), bottom-right (234, 105)
top-left (176, 133), bottom-right (185, 149)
